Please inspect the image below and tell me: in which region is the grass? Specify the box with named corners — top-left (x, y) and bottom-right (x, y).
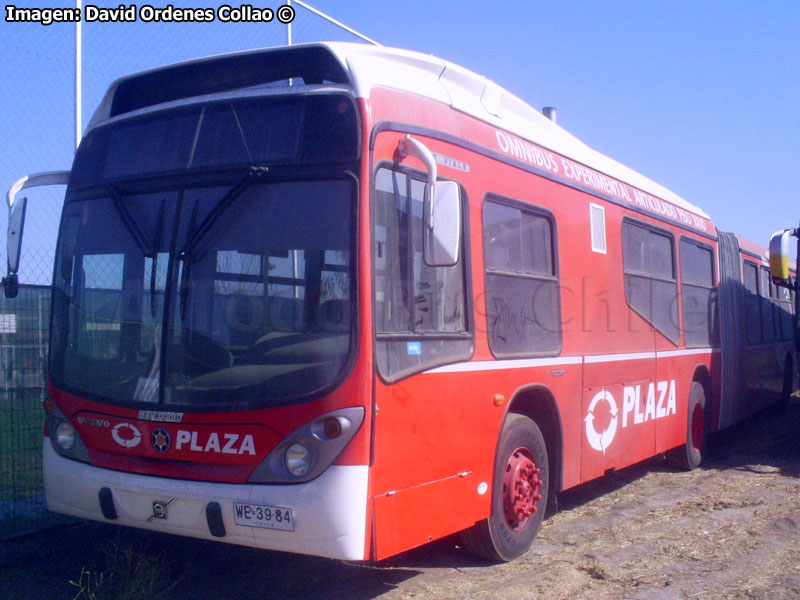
top-left (1, 524), bottom-right (192, 600)
top-left (0, 386), bottom-right (53, 537)
top-left (69, 532), bottom-right (182, 600)
top-left (0, 387), bottom-right (46, 458)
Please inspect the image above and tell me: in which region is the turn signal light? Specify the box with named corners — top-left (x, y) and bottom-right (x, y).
top-left (323, 417), bottom-right (342, 439)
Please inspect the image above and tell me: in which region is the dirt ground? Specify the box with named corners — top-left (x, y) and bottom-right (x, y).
top-left (3, 399), bottom-right (800, 600)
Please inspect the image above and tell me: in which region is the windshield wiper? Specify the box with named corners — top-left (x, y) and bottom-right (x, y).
top-left (178, 166), bottom-right (269, 319)
top-left (107, 185), bottom-right (150, 257)
top-left (179, 166), bottom-right (269, 257)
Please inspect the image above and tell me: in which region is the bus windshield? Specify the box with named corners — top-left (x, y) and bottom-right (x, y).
top-left (49, 95), bottom-right (358, 410)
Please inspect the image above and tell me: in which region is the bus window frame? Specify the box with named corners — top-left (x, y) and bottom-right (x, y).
top-left (481, 193), bottom-right (562, 359)
top-left (621, 217), bottom-right (680, 346)
top-left (678, 235), bottom-right (718, 349)
top-left (371, 160), bottom-right (474, 383)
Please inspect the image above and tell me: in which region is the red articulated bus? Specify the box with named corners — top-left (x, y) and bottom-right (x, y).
top-left (4, 43), bottom-right (795, 562)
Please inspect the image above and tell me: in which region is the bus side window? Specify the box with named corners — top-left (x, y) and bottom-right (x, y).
top-left (373, 167), bottom-right (472, 381)
top-left (679, 238), bottom-right (716, 348)
top-left (622, 220), bottom-right (679, 345)
top-left (743, 261), bottom-right (761, 345)
top-left (482, 196), bottom-right (561, 357)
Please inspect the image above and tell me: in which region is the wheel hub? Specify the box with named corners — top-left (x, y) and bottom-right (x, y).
top-left (502, 447), bottom-right (543, 531)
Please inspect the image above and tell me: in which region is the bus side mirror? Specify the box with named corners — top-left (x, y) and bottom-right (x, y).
top-left (396, 135), bottom-right (462, 266)
top-left (3, 198), bottom-right (27, 298)
top-left (769, 228), bottom-right (793, 287)
top-left (3, 170), bottom-right (71, 298)
top-left (424, 180), bottom-right (462, 266)
top-left (2, 273), bottom-right (18, 299)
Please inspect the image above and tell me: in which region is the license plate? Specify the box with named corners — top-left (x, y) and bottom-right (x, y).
top-left (233, 502), bottom-right (294, 531)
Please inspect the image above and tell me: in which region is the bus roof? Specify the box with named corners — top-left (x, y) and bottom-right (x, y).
top-left (89, 42), bottom-right (709, 220)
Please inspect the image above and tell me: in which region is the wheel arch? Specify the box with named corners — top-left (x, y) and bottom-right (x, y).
top-left (504, 383), bottom-right (563, 512)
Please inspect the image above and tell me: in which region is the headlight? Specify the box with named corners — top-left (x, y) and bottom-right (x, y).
top-left (285, 442), bottom-right (314, 477)
top-left (46, 404), bottom-right (90, 463)
top-left (55, 421), bottom-right (75, 450)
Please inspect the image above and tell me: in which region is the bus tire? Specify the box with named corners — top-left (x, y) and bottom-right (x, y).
top-left (460, 414), bottom-right (549, 562)
top-left (672, 382), bottom-right (706, 471)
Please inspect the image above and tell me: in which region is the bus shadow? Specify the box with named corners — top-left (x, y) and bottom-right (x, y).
top-left (702, 398), bottom-right (800, 479)
top-left (170, 533), bottom-right (494, 598)
top-left (555, 457), bottom-right (658, 513)
top-left (164, 536), bottom-right (423, 600)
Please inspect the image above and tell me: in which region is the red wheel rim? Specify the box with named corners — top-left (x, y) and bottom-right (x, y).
top-left (502, 447), bottom-right (543, 531)
top-left (691, 401), bottom-right (704, 454)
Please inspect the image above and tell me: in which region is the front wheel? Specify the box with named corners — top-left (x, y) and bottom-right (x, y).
top-left (460, 414), bottom-right (549, 562)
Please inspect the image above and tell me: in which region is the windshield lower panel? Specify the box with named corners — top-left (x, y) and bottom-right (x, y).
top-left (50, 178), bottom-right (356, 410)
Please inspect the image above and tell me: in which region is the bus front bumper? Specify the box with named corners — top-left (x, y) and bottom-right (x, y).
top-left (43, 442), bottom-right (369, 560)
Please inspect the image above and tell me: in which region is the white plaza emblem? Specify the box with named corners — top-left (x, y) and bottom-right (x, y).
top-left (584, 389), bottom-right (618, 454)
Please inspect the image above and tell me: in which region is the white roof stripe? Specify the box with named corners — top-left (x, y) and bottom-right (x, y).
top-left (323, 42), bottom-right (709, 220)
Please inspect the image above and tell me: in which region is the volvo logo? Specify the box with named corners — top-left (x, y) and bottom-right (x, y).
top-left (147, 498), bottom-right (175, 522)
top-left (152, 501), bottom-right (168, 519)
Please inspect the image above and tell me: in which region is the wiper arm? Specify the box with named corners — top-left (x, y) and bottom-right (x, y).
top-left (178, 166), bottom-right (269, 320)
top-left (179, 166), bottom-right (269, 257)
top-left (107, 185), bottom-right (151, 257)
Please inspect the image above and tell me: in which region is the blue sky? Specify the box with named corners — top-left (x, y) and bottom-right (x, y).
top-left (312, 0), bottom-right (800, 246)
top-left (2, 1), bottom-right (799, 282)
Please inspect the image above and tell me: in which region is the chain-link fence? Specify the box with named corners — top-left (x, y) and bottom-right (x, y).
top-left (0, 285), bottom-right (70, 537)
top-left (0, 0), bottom-right (377, 538)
